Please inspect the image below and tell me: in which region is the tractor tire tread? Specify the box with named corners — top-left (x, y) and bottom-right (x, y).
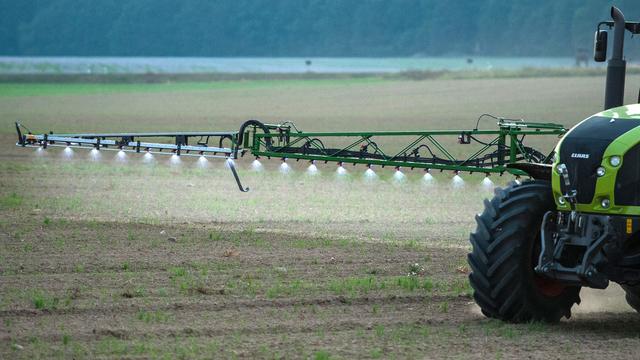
top-left (468, 179), bottom-right (581, 323)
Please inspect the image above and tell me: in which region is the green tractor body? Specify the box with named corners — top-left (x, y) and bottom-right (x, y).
top-left (469, 7), bottom-right (640, 322)
top-left (541, 105), bottom-right (640, 290)
top-left (552, 104), bottom-right (640, 216)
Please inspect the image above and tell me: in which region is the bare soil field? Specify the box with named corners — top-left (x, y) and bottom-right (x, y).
top-left (2, 77), bottom-right (640, 358)
top-left (2, 203), bottom-right (640, 359)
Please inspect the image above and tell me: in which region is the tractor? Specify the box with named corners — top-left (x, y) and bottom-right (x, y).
top-left (468, 6), bottom-right (640, 322)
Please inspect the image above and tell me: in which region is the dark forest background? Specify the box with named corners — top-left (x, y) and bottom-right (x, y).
top-left (2, 0), bottom-right (639, 57)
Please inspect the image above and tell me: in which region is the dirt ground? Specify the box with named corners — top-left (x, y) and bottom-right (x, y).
top-left (2, 209), bottom-right (640, 359)
top-left (3, 78), bottom-right (640, 358)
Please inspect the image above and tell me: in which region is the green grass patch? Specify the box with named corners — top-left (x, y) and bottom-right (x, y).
top-left (329, 276), bottom-right (385, 296)
top-left (439, 301), bottom-right (449, 313)
top-left (73, 264), bottom-right (85, 273)
top-left (292, 237), bottom-right (334, 249)
top-left (0, 192), bottom-right (23, 209)
top-left (328, 275), bottom-right (436, 297)
top-left (168, 266), bottom-right (187, 278)
top-left (208, 232), bottom-right (223, 241)
top-left (31, 291), bottom-right (60, 310)
top-left (396, 275), bottom-right (433, 292)
top-left (314, 350), bottom-right (332, 360)
top-left (167, 266), bottom-right (226, 295)
top-left (136, 310), bottom-right (172, 323)
top-left (225, 276), bottom-right (261, 298)
top-left (265, 279), bottom-right (309, 298)
top-left (121, 286), bottom-right (146, 299)
top-left (0, 78), bottom-right (384, 97)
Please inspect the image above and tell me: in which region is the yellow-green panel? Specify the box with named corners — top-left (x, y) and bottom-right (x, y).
top-left (552, 104), bottom-right (640, 215)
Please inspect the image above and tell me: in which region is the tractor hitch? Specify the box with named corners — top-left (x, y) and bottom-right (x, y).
top-left (537, 212), bottom-right (640, 288)
top-left (536, 211), bottom-right (612, 289)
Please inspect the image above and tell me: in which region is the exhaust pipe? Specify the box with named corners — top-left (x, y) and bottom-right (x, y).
top-left (604, 6), bottom-right (626, 110)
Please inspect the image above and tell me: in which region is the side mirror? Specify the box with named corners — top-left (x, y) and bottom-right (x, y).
top-left (594, 30), bottom-right (608, 62)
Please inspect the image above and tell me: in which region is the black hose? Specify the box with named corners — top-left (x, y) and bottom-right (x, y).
top-left (474, 114), bottom-right (500, 131)
top-left (236, 120), bottom-right (274, 159)
top-left (237, 119), bottom-right (271, 146)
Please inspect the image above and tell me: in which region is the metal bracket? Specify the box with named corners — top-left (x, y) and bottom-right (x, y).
top-left (557, 163), bottom-right (578, 210)
top-left (537, 211), bottom-right (611, 289)
top-left (15, 122), bottom-right (24, 146)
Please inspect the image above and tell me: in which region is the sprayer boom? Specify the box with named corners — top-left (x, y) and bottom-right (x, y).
top-left (15, 117), bottom-right (566, 190)
top-left (15, 123), bottom-right (238, 158)
top-left (239, 118), bottom-right (565, 175)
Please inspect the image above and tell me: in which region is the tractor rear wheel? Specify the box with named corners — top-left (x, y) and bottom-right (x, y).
top-left (468, 180), bottom-right (581, 322)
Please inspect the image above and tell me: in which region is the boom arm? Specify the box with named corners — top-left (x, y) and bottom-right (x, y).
top-left (239, 119), bottom-right (565, 175)
top-left (15, 122), bottom-right (250, 191)
top-left (15, 117), bottom-right (566, 191)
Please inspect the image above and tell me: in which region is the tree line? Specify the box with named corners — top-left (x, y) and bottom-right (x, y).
top-left (1, 0), bottom-right (639, 57)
